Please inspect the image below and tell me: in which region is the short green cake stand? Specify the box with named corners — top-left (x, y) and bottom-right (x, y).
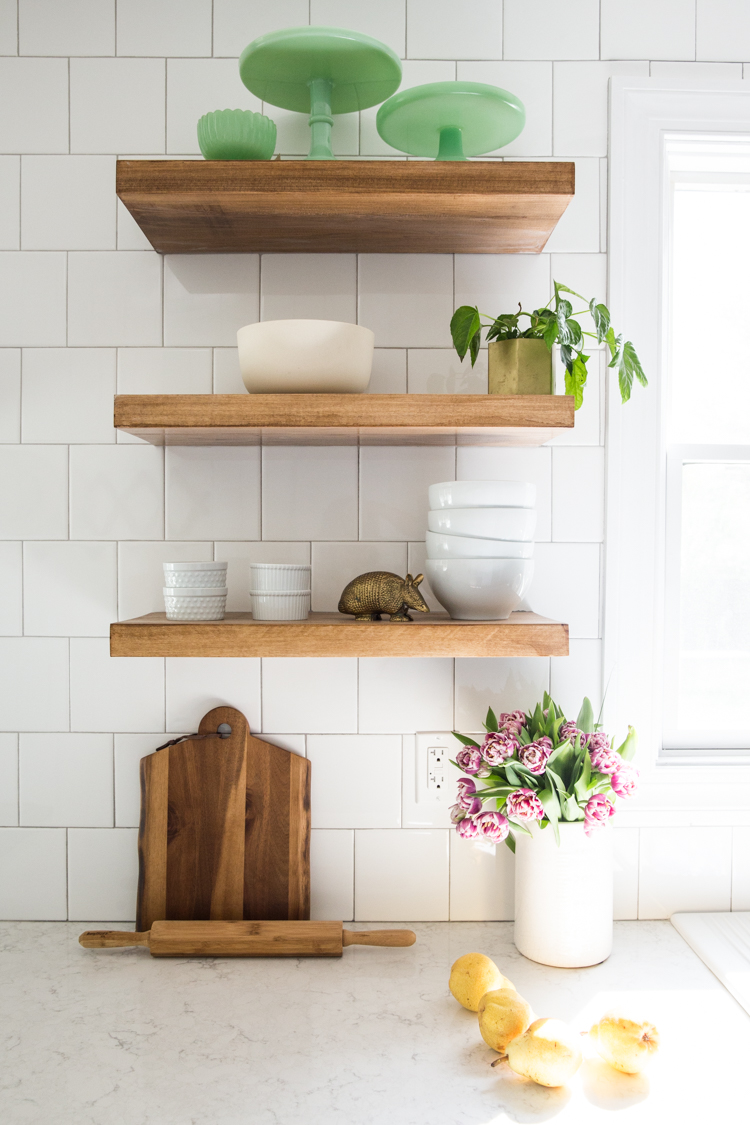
top-left (239, 26), bottom-right (402, 161)
top-left (376, 81), bottom-right (525, 160)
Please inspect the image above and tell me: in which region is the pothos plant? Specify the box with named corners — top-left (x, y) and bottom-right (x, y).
top-left (450, 281), bottom-right (647, 409)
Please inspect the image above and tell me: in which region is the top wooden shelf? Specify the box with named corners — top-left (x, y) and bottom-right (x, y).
top-left (116, 159), bottom-right (575, 254)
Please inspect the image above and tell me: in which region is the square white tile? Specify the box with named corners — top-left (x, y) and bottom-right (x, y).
top-left (0, 251), bottom-right (66, 346)
top-left (310, 829), bottom-right (354, 922)
top-left (454, 657), bottom-right (550, 732)
top-left (261, 657), bottom-right (358, 734)
top-left (165, 658), bottom-right (261, 732)
top-left (354, 829), bottom-right (449, 921)
top-left (455, 445), bottom-right (552, 541)
top-left (70, 58), bottom-right (165, 154)
top-left (0, 446), bottom-right (68, 539)
top-left (552, 447), bottom-right (604, 542)
top-left (114, 733), bottom-right (169, 828)
top-left (23, 541), bottom-right (117, 637)
top-left (613, 827), bottom-right (639, 920)
top-left (116, 198), bottom-right (152, 251)
top-left (0, 0), bottom-right (16, 54)
top-left (407, 348), bottom-right (488, 395)
top-left (166, 59), bottom-right (262, 154)
top-left (164, 254), bottom-right (259, 347)
top-left (0, 349), bottom-right (20, 442)
top-left (449, 832), bottom-right (515, 921)
top-left (212, 0), bottom-right (310, 58)
top-left (311, 542), bottom-right (407, 612)
top-left (0, 156), bottom-right (19, 248)
top-left (0, 58), bottom-right (68, 154)
top-left (0, 541), bottom-right (22, 635)
top-left (360, 445), bottom-right (456, 541)
top-left (213, 347), bottom-right (245, 394)
top-left (553, 63), bottom-right (650, 157)
top-left (215, 540), bottom-right (310, 612)
top-left (530, 543), bottom-right (600, 639)
top-left (543, 159), bottom-right (600, 254)
top-left (117, 0), bottom-right (212, 57)
top-left (601, 0), bottom-right (696, 60)
top-left (0, 638), bottom-right (69, 732)
top-left (639, 827), bottom-right (732, 919)
top-left (68, 828), bottom-right (138, 921)
top-left (117, 348), bottom-right (212, 395)
top-left (118, 540), bottom-right (213, 621)
top-left (262, 446), bottom-right (358, 541)
top-left (455, 62), bottom-right (552, 156)
top-left (166, 446), bottom-right (260, 541)
top-left (260, 254), bottom-right (356, 323)
top-left (19, 733), bottom-right (113, 827)
top-left (359, 658), bottom-right (454, 734)
top-left (368, 348), bottom-right (407, 394)
top-left (19, 0), bottom-right (115, 55)
top-left (549, 639), bottom-right (602, 720)
top-left (503, 0), bottom-right (599, 60)
top-left (0, 733), bottom-right (18, 825)
top-left (22, 348), bottom-right (116, 444)
top-left (68, 251), bottom-right (162, 347)
top-left (311, 1), bottom-right (405, 57)
top-left (70, 638), bottom-right (164, 733)
top-left (454, 253), bottom-right (551, 326)
top-left (406, 0), bottom-right (502, 59)
top-left (21, 156), bottom-right (116, 250)
top-left (732, 827), bottom-right (750, 910)
top-left (70, 445), bottom-right (164, 540)
top-left (358, 254), bottom-right (453, 348)
top-left (0, 828), bottom-right (67, 919)
top-left (308, 735), bottom-right (402, 829)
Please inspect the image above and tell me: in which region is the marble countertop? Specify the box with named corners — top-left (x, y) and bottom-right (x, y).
top-left (1, 920), bottom-right (746, 1124)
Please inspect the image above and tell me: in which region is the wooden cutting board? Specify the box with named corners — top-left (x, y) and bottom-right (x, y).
top-left (137, 706), bottom-right (311, 931)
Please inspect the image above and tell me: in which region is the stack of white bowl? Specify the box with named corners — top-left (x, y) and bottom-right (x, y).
top-left (249, 563), bottom-right (311, 620)
top-left (425, 481), bottom-right (535, 620)
top-left (163, 561), bottom-right (228, 621)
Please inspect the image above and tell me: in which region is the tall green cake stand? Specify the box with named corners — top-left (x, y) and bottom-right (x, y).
top-left (376, 81), bottom-right (525, 160)
top-left (239, 26), bottom-right (402, 160)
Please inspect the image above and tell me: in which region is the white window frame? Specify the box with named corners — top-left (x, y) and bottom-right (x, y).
top-left (605, 78), bottom-right (750, 824)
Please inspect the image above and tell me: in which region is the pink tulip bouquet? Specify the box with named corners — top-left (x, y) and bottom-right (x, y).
top-left (451, 692), bottom-right (638, 851)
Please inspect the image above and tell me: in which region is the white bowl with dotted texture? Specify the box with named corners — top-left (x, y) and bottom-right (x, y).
top-left (163, 561), bottom-right (228, 588)
top-left (249, 563), bottom-right (312, 592)
top-left (427, 507), bottom-right (536, 542)
top-left (428, 480), bottom-right (536, 510)
top-left (163, 586), bottom-right (227, 621)
top-left (425, 530), bottom-right (534, 560)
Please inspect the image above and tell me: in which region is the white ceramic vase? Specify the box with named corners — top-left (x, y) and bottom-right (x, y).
top-left (514, 820), bottom-right (613, 968)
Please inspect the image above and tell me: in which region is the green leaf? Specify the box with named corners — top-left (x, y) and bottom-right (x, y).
top-left (508, 818), bottom-right (533, 837)
top-left (577, 697), bottom-right (595, 733)
top-left (542, 316), bottom-right (558, 350)
top-left (505, 833), bottom-right (516, 854)
top-left (504, 763), bottom-right (521, 786)
top-left (452, 732), bottom-right (480, 748)
top-left (546, 766), bottom-right (568, 797)
top-left (609, 338), bottom-right (648, 403)
top-left (450, 305), bottom-right (482, 364)
top-left (469, 329), bottom-right (480, 366)
top-left (554, 281), bottom-right (587, 305)
top-left (485, 706), bottom-right (499, 733)
top-left (564, 351), bottom-right (589, 411)
top-left (589, 301), bottom-right (610, 344)
top-left (616, 725), bottom-right (638, 762)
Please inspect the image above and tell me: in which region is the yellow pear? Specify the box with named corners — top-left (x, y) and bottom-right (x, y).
top-left (589, 1011), bottom-right (660, 1074)
top-left (449, 952), bottom-right (514, 1012)
top-left (506, 1018), bottom-right (582, 1087)
top-left (478, 988), bottom-right (533, 1055)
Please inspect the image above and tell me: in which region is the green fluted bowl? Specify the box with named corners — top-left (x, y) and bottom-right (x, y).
top-left (197, 109), bottom-right (277, 160)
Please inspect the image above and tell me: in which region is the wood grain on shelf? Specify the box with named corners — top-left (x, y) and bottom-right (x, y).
top-left (111, 612), bottom-right (569, 659)
top-left (116, 160), bottom-right (575, 254)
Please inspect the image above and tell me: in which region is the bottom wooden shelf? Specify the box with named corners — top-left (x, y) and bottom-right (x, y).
top-left (110, 611), bottom-right (569, 659)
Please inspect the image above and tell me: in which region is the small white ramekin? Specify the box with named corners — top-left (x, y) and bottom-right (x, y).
top-left (163, 586), bottom-right (228, 621)
top-left (163, 561), bottom-right (228, 588)
top-left (249, 590), bottom-right (311, 621)
top-left (248, 563), bottom-right (312, 592)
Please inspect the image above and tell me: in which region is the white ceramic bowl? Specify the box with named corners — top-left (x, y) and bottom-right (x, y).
top-left (163, 561), bottom-right (228, 588)
top-left (249, 563), bottom-right (312, 592)
top-left (163, 587), bottom-right (227, 621)
top-left (237, 319), bottom-right (374, 394)
top-left (428, 480), bottom-right (536, 510)
top-left (427, 507), bottom-right (536, 542)
top-left (425, 530), bottom-right (534, 560)
top-left (250, 590), bottom-right (311, 621)
top-left (425, 558), bottom-right (534, 621)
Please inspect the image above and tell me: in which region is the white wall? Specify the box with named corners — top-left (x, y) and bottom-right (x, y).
top-left (1, 0), bottom-right (748, 923)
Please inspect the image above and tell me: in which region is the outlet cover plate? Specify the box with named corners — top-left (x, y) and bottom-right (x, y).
top-left (402, 731), bottom-right (480, 829)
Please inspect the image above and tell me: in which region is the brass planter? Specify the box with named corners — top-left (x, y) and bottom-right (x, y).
top-left (488, 338), bottom-right (554, 395)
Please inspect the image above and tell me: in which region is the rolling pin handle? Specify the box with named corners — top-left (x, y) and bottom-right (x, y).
top-left (79, 930), bottom-right (150, 949)
top-left (343, 929), bottom-right (416, 948)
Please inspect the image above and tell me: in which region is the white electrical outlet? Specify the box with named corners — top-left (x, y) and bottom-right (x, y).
top-left (427, 744), bottom-right (446, 792)
top-left (402, 732), bottom-right (480, 828)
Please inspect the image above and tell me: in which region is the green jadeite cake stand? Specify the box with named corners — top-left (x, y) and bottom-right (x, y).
top-left (376, 81), bottom-right (525, 160)
top-left (239, 26), bottom-right (402, 160)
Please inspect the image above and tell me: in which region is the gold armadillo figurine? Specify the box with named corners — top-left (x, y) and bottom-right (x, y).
top-left (338, 571), bottom-right (429, 622)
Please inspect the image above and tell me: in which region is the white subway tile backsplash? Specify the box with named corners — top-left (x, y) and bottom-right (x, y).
top-left (554, 63), bottom-right (650, 157)
top-left (114, 734), bottom-right (166, 828)
top-left (21, 156), bottom-right (116, 250)
top-left (0, 638), bottom-right (69, 732)
top-left (601, 0), bottom-right (696, 61)
top-left (407, 0), bottom-right (502, 60)
top-left (70, 445), bottom-right (164, 540)
top-left (0, 251), bottom-right (66, 346)
top-left (368, 348), bottom-right (407, 394)
top-left (449, 832), bottom-right (515, 921)
top-left (0, 541), bottom-right (22, 634)
top-left (407, 348), bottom-right (488, 395)
top-left (68, 827), bottom-right (138, 920)
top-left (0, 156), bottom-right (19, 248)
top-left (118, 540), bottom-right (213, 620)
top-left (166, 59), bottom-right (262, 155)
top-left (165, 658), bottom-right (261, 732)
top-left (166, 446), bottom-right (260, 541)
top-left (455, 62), bottom-right (552, 157)
top-left (212, 0), bottom-right (310, 58)
top-left (212, 346), bottom-right (246, 394)
top-left (732, 827), bottom-right (750, 910)
top-left (543, 159), bottom-right (601, 254)
top-left (312, 0), bottom-right (405, 55)
top-left (261, 657), bottom-right (358, 734)
top-left (549, 639), bottom-right (602, 718)
top-left (0, 0), bottom-right (16, 54)
top-left (70, 639), bottom-right (164, 733)
top-left (19, 0), bottom-right (115, 56)
top-left (116, 198), bottom-right (152, 251)
top-left (22, 348), bottom-right (116, 444)
top-left (359, 445), bottom-right (456, 541)
top-left (311, 542), bottom-right (407, 612)
top-left (354, 829), bottom-right (449, 920)
top-left (454, 253), bottom-right (551, 326)
top-left (23, 541), bottom-right (117, 637)
top-left (0, 828), bottom-right (67, 919)
top-left (0, 734), bottom-right (18, 825)
top-left (504, 0), bottom-right (600, 60)
top-left (530, 543), bottom-right (601, 638)
top-left (215, 540), bottom-right (310, 612)
top-left (697, 1), bottom-right (750, 61)
top-left (117, 347), bottom-right (212, 395)
top-left (308, 735), bottom-right (402, 829)
top-left (638, 827), bottom-right (732, 918)
top-left (70, 58), bottom-right (165, 154)
top-left (613, 827), bottom-right (639, 920)
top-left (310, 829), bottom-right (354, 922)
top-left (0, 58), bottom-right (68, 154)
top-left (0, 446), bottom-right (68, 539)
top-left (117, 0), bottom-right (212, 58)
top-left (19, 733), bottom-right (113, 827)
top-left (551, 447), bottom-right (605, 542)
top-left (262, 446), bottom-right (358, 541)
top-left (0, 348), bottom-right (20, 443)
top-left (164, 254), bottom-right (259, 347)
top-left (260, 254), bottom-right (356, 323)
top-left (455, 445), bottom-right (552, 541)
top-left (68, 251), bottom-right (162, 347)
top-left (454, 657), bottom-right (550, 732)
top-left (359, 658), bottom-right (454, 734)
top-left (358, 254), bottom-right (453, 348)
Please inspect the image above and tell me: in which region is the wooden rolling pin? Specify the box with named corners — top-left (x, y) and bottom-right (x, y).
top-left (79, 919), bottom-right (416, 958)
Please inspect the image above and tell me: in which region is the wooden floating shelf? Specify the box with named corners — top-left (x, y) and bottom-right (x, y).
top-left (110, 612), bottom-right (569, 659)
top-left (115, 393), bottom-right (574, 447)
top-left (116, 160), bottom-right (575, 254)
